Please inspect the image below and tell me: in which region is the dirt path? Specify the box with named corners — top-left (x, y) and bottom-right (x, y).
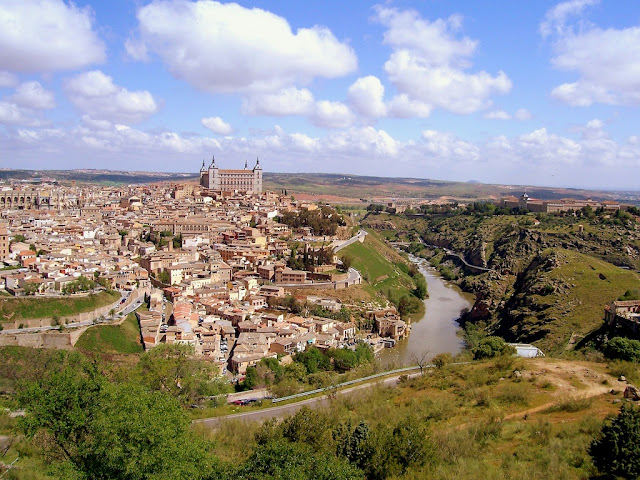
top-left (504, 358), bottom-right (627, 420)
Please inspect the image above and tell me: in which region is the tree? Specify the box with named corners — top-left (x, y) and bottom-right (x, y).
top-left (590, 403), bottom-right (640, 479)
top-left (410, 349), bottom-right (431, 375)
top-left (241, 366), bottom-right (258, 390)
top-left (236, 440), bottom-right (363, 480)
top-left (136, 344), bottom-right (219, 405)
top-left (473, 336), bottom-right (516, 360)
top-left (334, 421), bottom-right (374, 471)
top-left (19, 365), bottom-right (214, 479)
top-left (11, 234), bottom-right (26, 244)
top-left (604, 337), bottom-right (640, 362)
top-left (339, 254), bottom-right (353, 272)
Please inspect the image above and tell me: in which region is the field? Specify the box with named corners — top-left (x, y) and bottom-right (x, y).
top-left (0, 291), bottom-right (120, 323)
top-left (74, 311), bottom-right (144, 354)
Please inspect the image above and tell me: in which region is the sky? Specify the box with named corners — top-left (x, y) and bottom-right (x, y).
top-left (1, 0), bottom-right (640, 190)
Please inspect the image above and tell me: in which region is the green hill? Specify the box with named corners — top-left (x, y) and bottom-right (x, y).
top-left (340, 229), bottom-right (425, 319)
top-left (75, 312), bottom-right (143, 354)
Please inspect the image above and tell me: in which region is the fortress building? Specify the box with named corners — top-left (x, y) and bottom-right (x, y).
top-left (199, 156), bottom-right (263, 194)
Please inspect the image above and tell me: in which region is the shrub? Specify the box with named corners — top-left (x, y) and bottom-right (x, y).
top-left (604, 337), bottom-right (640, 362)
top-left (473, 337), bottom-right (516, 360)
top-left (590, 403), bottom-right (640, 479)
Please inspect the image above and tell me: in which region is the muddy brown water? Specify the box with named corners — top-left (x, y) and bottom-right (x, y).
top-left (377, 256), bottom-right (475, 368)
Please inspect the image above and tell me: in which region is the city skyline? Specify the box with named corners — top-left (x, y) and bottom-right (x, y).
top-left (1, 0), bottom-right (640, 189)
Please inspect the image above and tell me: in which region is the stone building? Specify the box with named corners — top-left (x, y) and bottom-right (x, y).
top-left (0, 224), bottom-right (9, 261)
top-left (199, 155), bottom-right (263, 194)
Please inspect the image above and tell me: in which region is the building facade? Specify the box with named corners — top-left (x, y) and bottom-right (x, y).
top-left (199, 156), bottom-right (263, 194)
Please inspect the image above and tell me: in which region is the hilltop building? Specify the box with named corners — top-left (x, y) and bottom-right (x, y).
top-left (501, 192), bottom-right (620, 213)
top-left (199, 156), bottom-right (263, 194)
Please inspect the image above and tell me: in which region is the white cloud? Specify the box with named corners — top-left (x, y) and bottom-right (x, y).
top-left (311, 101), bottom-right (355, 129)
top-left (348, 76), bottom-right (387, 119)
top-left (131, 0), bottom-right (357, 93)
top-left (0, 71), bottom-right (18, 87)
top-left (242, 87), bottom-right (314, 116)
top-left (514, 108), bottom-right (532, 121)
top-left (375, 7), bottom-right (511, 115)
top-left (10, 81), bottom-right (55, 109)
top-left (0, 101), bottom-right (43, 126)
top-left (201, 116), bottom-right (232, 135)
top-left (544, 1), bottom-right (640, 106)
top-left (421, 129), bottom-right (480, 162)
top-left (124, 38), bottom-right (149, 62)
top-left (484, 108), bottom-right (532, 120)
top-left (64, 70), bottom-right (159, 123)
top-left (484, 110), bottom-right (511, 120)
top-left (386, 94), bottom-right (432, 118)
top-left (539, 0), bottom-right (598, 38)
top-left (0, 0), bottom-right (105, 73)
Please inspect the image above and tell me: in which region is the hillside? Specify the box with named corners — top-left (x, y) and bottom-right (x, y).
top-left (339, 229), bottom-right (426, 320)
top-left (363, 209), bottom-right (640, 354)
top-left (0, 291), bottom-right (120, 325)
top-left (3, 350), bottom-right (639, 479)
top-left (204, 356), bottom-right (636, 480)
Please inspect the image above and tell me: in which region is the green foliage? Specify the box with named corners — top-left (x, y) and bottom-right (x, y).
top-left (18, 363), bottom-right (214, 479)
top-left (339, 254), bottom-right (352, 271)
top-left (294, 344), bottom-right (373, 375)
top-left (294, 346), bottom-right (331, 374)
top-left (473, 336), bottom-right (516, 360)
top-left (62, 275), bottom-right (96, 294)
top-left (241, 366), bottom-right (258, 390)
top-left (398, 295), bottom-right (421, 317)
top-left (280, 205), bottom-right (345, 236)
top-left (235, 441), bottom-right (363, 480)
top-left (604, 337), bottom-right (640, 362)
top-left (136, 344), bottom-right (222, 405)
top-left (157, 270), bottom-right (170, 284)
top-left (333, 421), bottom-right (374, 472)
top-left (11, 234), bottom-right (26, 243)
top-left (618, 289), bottom-right (640, 301)
top-left (590, 403), bottom-right (640, 479)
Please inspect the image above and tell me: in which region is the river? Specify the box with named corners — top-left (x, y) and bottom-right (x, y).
top-left (377, 255), bottom-right (475, 368)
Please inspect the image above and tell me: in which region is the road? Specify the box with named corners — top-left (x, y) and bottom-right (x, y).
top-left (332, 229), bottom-right (367, 252)
top-left (194, 371), bottom-right (420, 429)
top-left (0, 292), bottom-right (144, 334)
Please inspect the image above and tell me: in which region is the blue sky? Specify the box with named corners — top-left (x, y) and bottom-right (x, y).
top-left (1, 0), bottom-right (640, 189)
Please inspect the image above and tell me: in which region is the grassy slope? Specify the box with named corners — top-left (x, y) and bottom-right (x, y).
top-left (341, 229), bottom-right (424, 318)
top-left (0, 291), bottom-right (120, 323)
top-left (509, 248), bottom-right (640, 354)
top-left (207, 357), bottom-right (626, 480)
top-left (75, 312), bottom-right (143, 354)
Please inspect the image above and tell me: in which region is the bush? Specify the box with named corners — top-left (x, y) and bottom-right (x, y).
top-left (605, 337), bottom-right (640, 362)
top-left (590, 403), bottom-right (640, 478)
top-left (473, 337), bottom-right (516, 360)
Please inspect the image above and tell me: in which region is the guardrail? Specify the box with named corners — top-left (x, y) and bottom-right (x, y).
top-left (271, 365), bottom-right (423, 403)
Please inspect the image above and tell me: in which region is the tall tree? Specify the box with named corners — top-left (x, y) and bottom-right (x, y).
top-left (590, 403), bottom-right (640, 479)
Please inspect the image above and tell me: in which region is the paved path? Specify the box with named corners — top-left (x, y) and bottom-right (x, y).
top-left (194, 371), bottom-right (420, 429)
top-left (332, 229), bottom-right (367, 252)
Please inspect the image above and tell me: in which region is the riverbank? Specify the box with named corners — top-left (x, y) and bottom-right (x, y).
top-left (377, 255), bottom-right (474, 367)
